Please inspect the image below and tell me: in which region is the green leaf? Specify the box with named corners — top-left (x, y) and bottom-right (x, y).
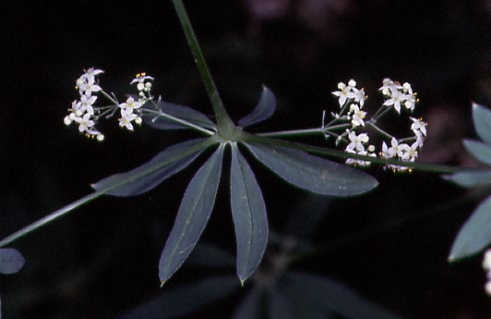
top-left (463, 139), bottom-right (491, 166)
top-left (0, 248), bottom-right (25, 275)
top-left (244, 142), bottom-right (378, 196)
top-left (92, 139), bottom-right (208, 197)
top-left (283, 272), bottom-right (404, 319)
top-left (472, 102), bottom-right (491, 145)
top-left (159, 144), bottom-right (225, 283)
top-left (283, 194), bottom-right (333, 240)
top-left (449, 194), bottom-right (491, 261)
top-left (120, 275), bottom-right (239, 319)
top-left (239, 86), bottom-right (276, 128)
top-left (443, 169), bottom-right (491, 187)
top-left (230, 144), bottom-right (268, 283)
top-left (142, 98), bottom-right (216, 131)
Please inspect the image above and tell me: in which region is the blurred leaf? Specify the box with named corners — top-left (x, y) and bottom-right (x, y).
top-left (230, 144), bottom-right (268, 283)
top-left (186, 242), bottom-right (235, 268)
top-left (443, 169), bottom-right (491, 187)
top-left (284, 194), bottom-right (333, 240)
top-left (92, 138), bottom-right (209, 196)
top-left (472, 102), bottom-right (491, 145)
top-left (244, 143), bottom-right (378, 196)
top-left (231, 286), bottom-right (263, 319)
top-left (159, 144), bottom-right (225, 283)
top-left (119, 275), bottom-right (239, 319)
top-left (283, 272), bottom-right (404, 319)
top-left (142, 98), bottom-right (216, 130)
top-left (449, 194), bottom-right (491, 261)
top-left (239, 86), bottom-right (276, 128)
top-left (463, 139), bottom-right (491, 166)
top-left (0, 248), bottom-right (25, 275)
top-left (268, 288), bottom-right (296, 319)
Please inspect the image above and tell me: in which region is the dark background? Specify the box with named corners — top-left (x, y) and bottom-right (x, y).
top-left (1, 0), bottom-right (491, 318)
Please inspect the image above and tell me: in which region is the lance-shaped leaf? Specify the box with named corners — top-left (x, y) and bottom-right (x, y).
top-left (449, 194), bottom-right (491, 261)
top-left (230, 144), bottom-right (268, 283)
top-left (0, 248), bottom-right (25, 275)
top-left (159, 144), bottom-right (225, 283)
top-left (463, 139), bottom-right (491, 166)
top-left (283, 272), bottom-right (403, 319)
top-left (239, 86), bottom-right (276, 127)
top-left (443, 169), bottom-right (491, 187)
top-left (142, 98), bottom-right (216, 131)
top-left (119, 275), bottom-right (239, 319)
top-left (92, 138), bottom-right (209, 197)
top-left (472, 102), bottom-right (491, 145)
top-left (244, 142), bottom-right (378, 196)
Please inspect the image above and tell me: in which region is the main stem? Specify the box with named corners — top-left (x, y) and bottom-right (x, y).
top-left (172, 0), bottom-right (236, 135)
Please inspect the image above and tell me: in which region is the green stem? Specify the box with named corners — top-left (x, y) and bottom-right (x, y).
top-left (0, 137), bottom-right (218, 246)
top-left (172, 0), bottom-right (235, 134)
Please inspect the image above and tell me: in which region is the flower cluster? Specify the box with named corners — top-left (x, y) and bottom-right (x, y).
top-left (64, 68), bottom-right (154, 140)
top-left (483, 249), bottom-right (491, 295)
top-left (325, 78), bottom-right (427, 171)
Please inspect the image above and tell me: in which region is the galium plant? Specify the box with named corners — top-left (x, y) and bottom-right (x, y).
top-left (0, 0), bottom-right (437, 288)
top-left (4, 0), bottom-right (491, 312)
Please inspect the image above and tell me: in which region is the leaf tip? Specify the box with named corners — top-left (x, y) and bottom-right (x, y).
top-left (160, 279), bottom-right (167, 288)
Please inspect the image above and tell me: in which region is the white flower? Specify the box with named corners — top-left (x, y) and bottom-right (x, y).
top-left (119, 110), bottom-right (138, 131)
top-left (352, 88), bottom-right (366, 107)
top-left (383, 89), bottom-right (406, 113)
top-left (349, 104), bottom-right (366, 127)
top-left (401, 141), bottom-right (419, 162)
top-left (346, 131), bottom-right (369, 153)
top-left (410, 117), bottom-right (427, 137)
top-left (387, 137), bottom-right (409, 158)
top-left (379, 78), bottom-right (402, 96)
top-left (81, 67), bottom-right (104, 84)
top-left (119, 96), bottom-right (142, 114)
top-left (78, 94), bottom-right (97, 115)
top-left (483, 249), bottom-right (491, 270)
top-left (131, 73), bottom-right (154, 91)
top-left (332, 82), bottom-right (357, 107)
top-left (381, 141), bottom-right (393, 159)
top-left (75, 113), bottom-right (95, 133)
top-left (77, 80), bottom-right (101, 97)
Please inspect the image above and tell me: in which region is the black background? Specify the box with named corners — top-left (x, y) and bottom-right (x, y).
top-left (1, 0), bottom-right (491, 318)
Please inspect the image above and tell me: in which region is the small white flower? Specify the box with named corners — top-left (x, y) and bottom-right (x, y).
top-left (346, 131), bottom-right (369, 153)
top-left (410, 117), bottom-right (427, 137)
top-left (352, 88), bottom-right (366, 107)
top-left (131, 73), bottom-right (154, 91)
top-left (332, 81), bottom-right (357, 107)
top-left (75, 113), bottom-right (95, 133)
top-left (349, 104), bottom-right (366, 127)
top-left (381, 141), bottom-right (393, 159)
top-left (383, 89), bottom-right (406, 113)
top-left (78, 80), bottom-right (101, 97)
top-left (119, 110), bottom-right (138, 131)
top-left (119, 96), bottom-right (142, 114)
top-left (401, 141), bottom-right (419, 162)
top-left (483, 249), bottom-right (491, 270)
top-left (379, 78), bottom-right (402, 96)
top-left (79, 94), bottom-right (97, 115)
top-left (81, 67), bottom-right (104, 83)
top-left (387, 137), bottom-right (409, 158)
